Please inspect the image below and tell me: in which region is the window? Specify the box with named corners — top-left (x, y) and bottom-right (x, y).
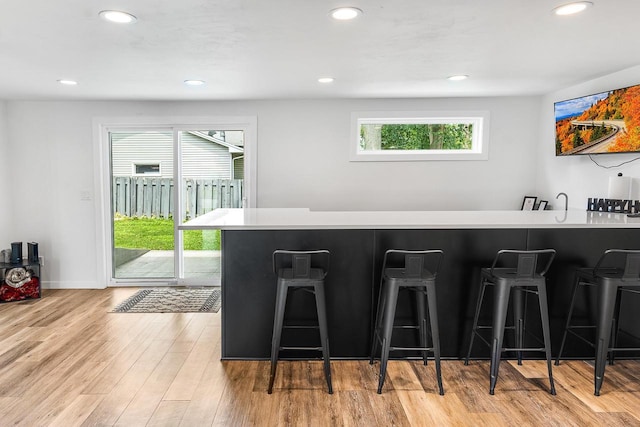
top-left (133, 163), bottom-right (161, 176)
top-left (350, 111), bottom-right (490, 161)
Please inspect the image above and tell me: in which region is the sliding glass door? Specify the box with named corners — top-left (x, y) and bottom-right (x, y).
top-left (108, 127), bottom-right (246, 285)
top-left (111, 130), bottom-right (176, 280)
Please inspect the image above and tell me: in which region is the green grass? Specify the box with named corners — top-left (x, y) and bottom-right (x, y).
top-left (113, 217), bottom-right (220, 250)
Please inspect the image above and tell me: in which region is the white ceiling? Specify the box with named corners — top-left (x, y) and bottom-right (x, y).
top-left (1, 0), bottom-right (638, 101)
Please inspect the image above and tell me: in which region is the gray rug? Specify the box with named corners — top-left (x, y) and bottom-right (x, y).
top-left (112, 288), bottom-right (221, 313)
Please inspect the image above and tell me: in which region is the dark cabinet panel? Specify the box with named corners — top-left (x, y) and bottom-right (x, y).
top-left (221, 227), bottom-right (640, 360)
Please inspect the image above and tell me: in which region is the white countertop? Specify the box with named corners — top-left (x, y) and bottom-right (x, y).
top-left (179, 208), bottom-right (640, 230)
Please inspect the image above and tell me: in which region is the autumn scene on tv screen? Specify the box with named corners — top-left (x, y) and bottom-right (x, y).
top-left (555, 84), bottom-right (640, 155)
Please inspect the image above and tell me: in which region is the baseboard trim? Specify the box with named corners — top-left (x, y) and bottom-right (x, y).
top-left (42, 281), bottom-right (106, 290)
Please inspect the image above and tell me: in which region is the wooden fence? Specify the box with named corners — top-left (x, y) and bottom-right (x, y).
top-left (113, 176), bottom-right (243, 220)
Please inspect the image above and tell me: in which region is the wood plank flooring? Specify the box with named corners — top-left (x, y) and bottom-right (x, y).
top-left (1, 288), bottom-right (640, 426)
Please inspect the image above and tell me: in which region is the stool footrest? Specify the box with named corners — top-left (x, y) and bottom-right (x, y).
top-left (389, 346), bottom-right (435, 352)
top-left (471, 330), bottom-right (548, 353)
top-left (280, 346), bottom-right (323, 351)
top-left (502, 347), bottom-right (546, 352)
top-left (565, 329), bottom-right (597, 348)
top-left (282, 325), bottom-right (319, 329)
top-left (476, 325), bottom-right (518, 330)
top-left (561, 331), bottom-right (640, 354)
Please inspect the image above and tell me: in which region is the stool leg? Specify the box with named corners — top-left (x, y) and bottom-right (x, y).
top-left (489, 282), bottom-right (510, 395)
top-left (555, 274), bottom-right (582, 366)
top-left (594, 283), bottom-right (618, 396)
top-left (370, 280), bottom-right (388, 365)
top-left (536, 283), bottom-right (556, 395)
top-left (426, 282), bottom-right (444, 395)
top-left (512, 287), bottom-right (525, 366)
top-left (465, 278), bottom-right (489, 365)
top-left (268, 281), bottom-right (289, 394)
top-left (314, 282), bottom-right (333, 394)
top-left (378, 281), bottom-right (399, 394)
top-left (415, 289), bottom-right (428, 365)
top-left (609, 289), bottom-right (623, 366)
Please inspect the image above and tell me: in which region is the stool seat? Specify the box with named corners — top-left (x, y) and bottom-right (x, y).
top-left (370, 249), bottom-right (444, 395)
top-left (488, 268), bottom-right (543, 282)
top-left (268, 250), bottom-right (332, 394)
top-left (276, 268), bottom-right (326, 282)
top-left (556, 249), bottom-right (640, 396)
top-left (384, 268), bottom-right (436, 282)
top-left (465, 249), bottom-right (556, 395)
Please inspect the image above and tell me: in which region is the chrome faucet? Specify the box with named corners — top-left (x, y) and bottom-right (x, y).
top-left (556, 192), bottom-right (568, 211)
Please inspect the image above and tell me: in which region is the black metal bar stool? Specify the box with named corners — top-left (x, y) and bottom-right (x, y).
top-left (465, 249), bottom-right (556, 395)
top-left (268, 249), bottom-right (332, 394)
top-left (369, 249), bottom-right (444, 395)
top-left (555, 249), bottom-right (640, 396)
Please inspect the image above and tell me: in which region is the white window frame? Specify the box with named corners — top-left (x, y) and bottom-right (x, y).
top-left (350, 110), bottom-right (490, 161)
top-left (132, 162), bottom-right (162, 176)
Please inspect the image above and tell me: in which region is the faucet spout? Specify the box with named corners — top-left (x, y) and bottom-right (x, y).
top-left (556, 192), bottom-right (568, 211)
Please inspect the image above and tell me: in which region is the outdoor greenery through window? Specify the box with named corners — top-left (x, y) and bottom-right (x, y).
top-left (360, 123), bottom-right (473, 151)
top-left (351, 111), bottom-right (489, 161)
top-left (113, 215), bottom-right (220, 251)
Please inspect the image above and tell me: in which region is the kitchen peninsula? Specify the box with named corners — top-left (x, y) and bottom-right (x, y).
top-left (181, 208), bottom-right (640, 360)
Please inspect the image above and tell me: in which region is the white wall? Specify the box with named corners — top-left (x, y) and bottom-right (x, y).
top-left (258, 98), bottom-right (540, 211)
top-left (5, 96), bottom-right (539, 288)
top-left (537, 65), bottom-right (640, 209)
top-left (0, 101), bottom-right (10, 245)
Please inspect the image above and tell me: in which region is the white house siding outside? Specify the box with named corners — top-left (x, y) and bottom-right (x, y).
top-left (233, 155), bottom-right (244, 180)
top-left (111, 131), bottom-right (239, 179)
top-left (181, 132), bottom-right (236, 179)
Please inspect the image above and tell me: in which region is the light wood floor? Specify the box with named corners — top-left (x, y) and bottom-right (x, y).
top-left (1, 288), bottom-right (640, 426)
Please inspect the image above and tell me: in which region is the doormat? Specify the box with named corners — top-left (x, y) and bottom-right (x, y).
top-left (112, 288), bottom-right (221, 313)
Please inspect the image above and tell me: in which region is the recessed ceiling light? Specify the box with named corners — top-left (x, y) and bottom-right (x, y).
top-left (330, 7), bottom-right (363, 21)
top-left (447, 75), bottom-right (468, 81)
top-left (552, 1), bottom-right (593, 15)
top-left (318, 77), bottom-right (335, 83)
top-left (99, 10), bottom-right (138, 24)
top-left (57, 79), bottom-right (78, 86)
top-left (184, 80), bottom-right (205, 86)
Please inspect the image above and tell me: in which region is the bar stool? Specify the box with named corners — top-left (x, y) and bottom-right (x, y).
top-left (370, 249), bottom-right (444, 395)
top-left (555, 249), bottom-right (640, 396)
top-left (464, 249), bottom-right (556, 395)
top-left (268, 250), bottom-right (332, 394)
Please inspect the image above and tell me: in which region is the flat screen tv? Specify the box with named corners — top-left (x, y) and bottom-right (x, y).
top-left (554, 83), bottom-right (640, 156)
